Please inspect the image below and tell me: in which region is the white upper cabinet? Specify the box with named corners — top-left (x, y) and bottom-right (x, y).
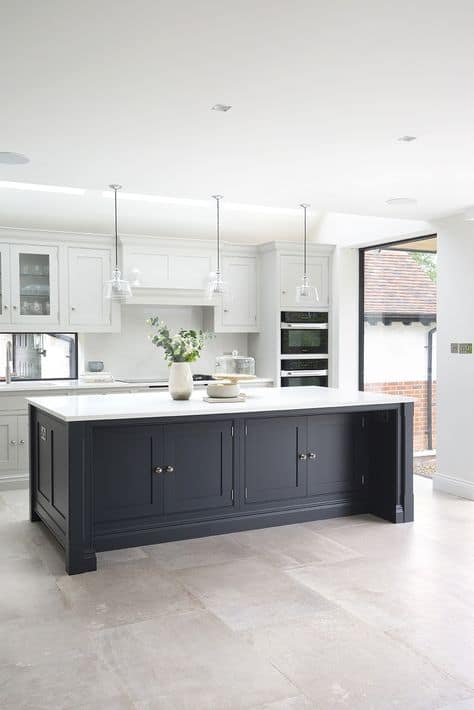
top-left (0, 244), bottom-right (11, 324)
top-left (214, 255), bottom-right (259, 332)
top-left (10, 245), bottom-right (60, 326)
top-left (280, 254), bottom-right (329, 309)
top-left (123, 244), bottom-right (212, 291)
top-left (68, 247), bottom-right (112, 327)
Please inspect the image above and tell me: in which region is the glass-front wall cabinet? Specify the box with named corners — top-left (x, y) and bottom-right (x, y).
top-left (3, 245), bottom-right (59, 326)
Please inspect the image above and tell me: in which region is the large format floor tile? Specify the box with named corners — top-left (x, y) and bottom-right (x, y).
top-left (57, 557), bottom-right (202, 629)
top-left (175, 556), bottom-right (334, 631)
top-left (94, 609), bottom-right (298, 710)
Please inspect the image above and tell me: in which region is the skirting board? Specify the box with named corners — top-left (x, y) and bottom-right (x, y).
top-left (433, 473), bottom-right (474, 501)
top-left (0, 473), bottom-right (28, 491)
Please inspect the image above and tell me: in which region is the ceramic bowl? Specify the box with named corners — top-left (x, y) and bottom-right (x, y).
top-left (206, 382), bottom-right (240, 398)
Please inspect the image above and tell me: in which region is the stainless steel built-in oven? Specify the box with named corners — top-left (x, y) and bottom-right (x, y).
top-left (280, 312), bottom-right (329, 387)
top-left (280, 312), bottom-right (328, 356)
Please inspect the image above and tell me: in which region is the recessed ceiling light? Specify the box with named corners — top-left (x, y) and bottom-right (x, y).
top-left (0, 180), bottom-right (85, 195)
top-left (0, 152), bottom-right (30, 164)
top-left (211, 104), bottom-right (232, 112)
top-left (386, 197), bottom-right (418, 206)
top-left (397, 135), bottom-right (417, 142)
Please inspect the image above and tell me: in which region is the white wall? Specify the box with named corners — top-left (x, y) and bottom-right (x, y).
top-left (433, 213), bottom-right (474, 500)
top-left (364, 323), bottom-right (437, 383)
top-left (79, 305), bottom-right (249, 380)
top-left (331, 247), bottom-right (360, 390)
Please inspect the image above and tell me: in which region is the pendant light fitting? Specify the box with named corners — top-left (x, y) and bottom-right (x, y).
top-left (104, 184), bottom-right (132, 302)
top-left (296, 202), bottom-right (319, 305)
top-left (207, 194), bottom-right (230, 300)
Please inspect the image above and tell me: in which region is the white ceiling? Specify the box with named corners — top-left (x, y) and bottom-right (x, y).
top-left (1, 0), bottom-right (473, 241)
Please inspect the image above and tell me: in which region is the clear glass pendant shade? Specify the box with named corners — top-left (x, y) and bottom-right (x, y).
top-left (105, 184), bottom-right (132, 302)
top-left (207, 269), bottom-right (231, 302)
top-left (104, 265), bottom-right (133, 302)
top-left (295, 274), bottom-right (319, 305)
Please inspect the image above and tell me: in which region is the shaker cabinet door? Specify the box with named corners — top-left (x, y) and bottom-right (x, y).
top-left (68, 247), bottom-right (112, 326)
top-left (0, 416), bottom-right (18, 471)
top-left (216, 256), bottom-right (258, 332)
top-left (307, 414), bottom-right (361, 498)
top-left (93, 425), bottom-right (164, 522)
top-left (0, 244), bottom-right (11, 324)
top-left (243, 416), bottom-right (307, 504)
top-left (280, 255), bottom-right (329, 308)
top-left (163, 420), bottom-right (234, 515)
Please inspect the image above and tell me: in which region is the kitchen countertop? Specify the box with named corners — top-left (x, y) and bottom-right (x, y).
top-left (27, 386), bottom-right (414, 423)
top-left (0, 377), bottom-right (273, 394)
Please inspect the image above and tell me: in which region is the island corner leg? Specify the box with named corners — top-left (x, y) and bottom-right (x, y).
top-left (65, 545), bottom-right (97, 575)
top-left (402, 401), bottom-right (414, 523)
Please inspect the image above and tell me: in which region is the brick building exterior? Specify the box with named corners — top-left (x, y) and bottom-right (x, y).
top-left (364, 250), bottom-right (437, 452)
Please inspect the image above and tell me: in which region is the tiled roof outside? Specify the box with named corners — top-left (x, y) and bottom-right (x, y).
top-left (365, 249), bottom-right (436, 315)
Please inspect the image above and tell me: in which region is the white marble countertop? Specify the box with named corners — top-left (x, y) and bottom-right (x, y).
top-left (0, 377), bottom-right (273, 394)
top-left (27, 386), bottom-right (413, 422)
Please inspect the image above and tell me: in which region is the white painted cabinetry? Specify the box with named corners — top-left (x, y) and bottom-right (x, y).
top-left (0, 414), bottom-right (28, 485)
top-left (0, 244), bottom-right (60, 327)
top-left (68, 247), bottom-right (112, 327)
top-left (215, 255), bottom-right (258, 332)
top-left (280, 254), bottom-right (329, 309)
top-left (123, 242), bottom-right (212, 291)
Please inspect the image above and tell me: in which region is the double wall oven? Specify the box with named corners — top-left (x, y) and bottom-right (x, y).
top-left (280, 311), bottom-right (328, 387)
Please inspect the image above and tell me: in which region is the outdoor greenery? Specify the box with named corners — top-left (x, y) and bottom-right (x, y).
top-left (147, 316), bottom-right (212, 364)
top-left (410, 252), bottom-right (437, 282)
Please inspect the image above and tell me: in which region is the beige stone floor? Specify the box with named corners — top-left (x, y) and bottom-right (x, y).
top-left (1, 477), bottom-right (474, 710)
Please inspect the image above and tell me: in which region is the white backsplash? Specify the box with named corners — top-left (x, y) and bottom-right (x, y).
top-left (79, 305), bottom-right (249, 380)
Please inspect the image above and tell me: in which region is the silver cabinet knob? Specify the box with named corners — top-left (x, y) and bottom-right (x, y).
top-left (307, 452), bottom-right (316, 460)
top-left (10, 440), bottom-right (16, 445)
top-left (12, 305), bottom-right (17, 310)
top-left (223, 309), bottom-right (229, 313)
top-left (71, 306), bottom-right (76, 311)
top-left (3, 304), bottom-right (8, 310)
top-left (153, 466), bottom-right (163, 475)
top-left (165, 465), bottom-right (174, 473)
top-left (19, 440), bottom-right (25, 445)
top-left (298, 453), bottom-right (307, 461)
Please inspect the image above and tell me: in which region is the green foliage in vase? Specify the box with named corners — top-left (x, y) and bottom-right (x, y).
top-left (147, 316), bottom-right (213, 364)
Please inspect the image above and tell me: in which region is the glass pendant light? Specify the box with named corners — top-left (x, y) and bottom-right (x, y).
top-left (296, 203), bottom-right (319, 305)
top-left (104, 184), bottom-right (132, 302)
top-left (207, 194), bottom-right (230, 301)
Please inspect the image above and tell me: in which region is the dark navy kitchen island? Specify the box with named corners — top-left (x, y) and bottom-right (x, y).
top-left (28, 387), bottom-right (414, 574)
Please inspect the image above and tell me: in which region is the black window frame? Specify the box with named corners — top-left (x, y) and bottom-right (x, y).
top-left (0, 332), bottom-right (78, 382)
top-left (358, 234), bottom-right (437, 390)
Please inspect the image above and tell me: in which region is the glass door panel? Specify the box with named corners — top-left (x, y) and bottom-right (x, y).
top-left (19, 252), bottom-right (51, 316)
top-left (10, 245), bottom-right (59, 325)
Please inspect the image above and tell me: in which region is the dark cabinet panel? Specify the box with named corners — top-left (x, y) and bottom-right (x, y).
top-left (93, 425), bottom-right (163, 522)
top-left (163, 420), bottom-right (233, 515)
top-left (307, 414), bottom-right (361, 497)
top-left (244, 416), bottom-right (307, 503)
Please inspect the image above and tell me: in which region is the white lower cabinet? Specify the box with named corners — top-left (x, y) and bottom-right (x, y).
top-left (0, 414), bottom-right (28, 481)
top-left (68, 247), bottom-right (112, 327)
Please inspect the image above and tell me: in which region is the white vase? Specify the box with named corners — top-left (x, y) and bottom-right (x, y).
top-left (168, 362), bottom-right (193, 400)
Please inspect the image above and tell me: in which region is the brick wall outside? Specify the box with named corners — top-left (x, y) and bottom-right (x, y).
top-left (364, 380), bottom-right (437, 452)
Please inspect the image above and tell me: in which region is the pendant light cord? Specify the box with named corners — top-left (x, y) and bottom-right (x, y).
top-left (213, 195), bottom-right (223, 273)
top-left (300, 203), bottom-right (310, 277)
top-left (109, 184), bottom-right (122, 269)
